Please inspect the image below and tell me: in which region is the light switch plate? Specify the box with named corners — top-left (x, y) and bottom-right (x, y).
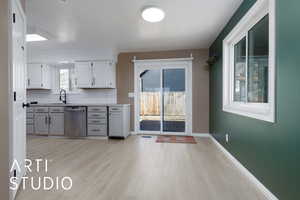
top-left (128, 92), bottom-right (134, 98)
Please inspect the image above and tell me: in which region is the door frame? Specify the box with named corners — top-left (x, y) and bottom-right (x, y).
top-left (133, 57), bottom-right (193, 136)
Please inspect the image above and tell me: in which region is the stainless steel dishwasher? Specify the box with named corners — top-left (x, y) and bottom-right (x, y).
top-left (64, 106), bottom-right (87, 137)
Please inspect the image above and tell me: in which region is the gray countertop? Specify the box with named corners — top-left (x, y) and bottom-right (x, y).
top-left (30, 103), bottom-right (130, 107)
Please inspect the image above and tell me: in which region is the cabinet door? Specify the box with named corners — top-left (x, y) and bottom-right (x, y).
top-left (92, 61), bottom-right (107, 88)
top-left (49, 113), bottom-right (64, 136)
top-left (75, 62), bottom-right (92, 88)
top-left (109, 111), bottom-right (123, 137)
top-left (107, 62), bottom-right (116, 88)
top-left (41, 64), bottom-right (51, 89)
top-left (27, 63), bottom-right (42, 89)
top-left (93, 61), bottom-right (116, 88)
top-left (34, 113), bottom-right (49, 135)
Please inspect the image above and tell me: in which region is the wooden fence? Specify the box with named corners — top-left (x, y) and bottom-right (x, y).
top-left (140, 92), bottom-right (185, 120)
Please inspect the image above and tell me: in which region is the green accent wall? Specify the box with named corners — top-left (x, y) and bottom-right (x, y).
top-left (209, 0), bottom-right (300, 199)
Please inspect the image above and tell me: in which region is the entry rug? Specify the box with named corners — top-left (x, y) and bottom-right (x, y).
top-left (156, 136), bottom-right (197, 144)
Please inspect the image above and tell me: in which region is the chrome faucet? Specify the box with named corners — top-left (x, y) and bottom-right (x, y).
top-left (59, 89), bottom-right (67, 104)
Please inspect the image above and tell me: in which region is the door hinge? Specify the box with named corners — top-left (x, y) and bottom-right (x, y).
top-left (12, 13), bottom-right (16, 23)
top-left (13, 169), bottom-right (17, 178)
top-left (13, 91), bottom-right (16, 101)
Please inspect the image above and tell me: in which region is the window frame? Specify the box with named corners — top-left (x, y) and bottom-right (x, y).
top-left (53, 65), bottom-right (80, 94)
top-left (222, 0), bottom-right (276, 122)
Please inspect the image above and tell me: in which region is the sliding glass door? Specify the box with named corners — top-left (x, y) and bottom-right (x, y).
top-left (162, 68), bottom-right (186, 133)
top-left (136, 62), bottom-right (189, 135)
top-left (139, 68), bottom-right (161, 132)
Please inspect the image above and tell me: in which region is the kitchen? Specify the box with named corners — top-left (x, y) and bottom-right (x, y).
top-left (26, 61), bottom-right (130, 138)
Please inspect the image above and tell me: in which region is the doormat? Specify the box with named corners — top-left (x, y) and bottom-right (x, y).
top-left (141, 135), bottom-right (153, 138)
top-left (156, 136), bottom-right (197, 144)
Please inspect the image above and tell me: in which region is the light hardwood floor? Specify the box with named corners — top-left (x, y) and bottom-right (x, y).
top-left (16, 136), bottom-right (266, 200)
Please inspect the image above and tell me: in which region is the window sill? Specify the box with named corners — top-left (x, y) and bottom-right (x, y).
top-left (223, 103), bottom-right (275, 123)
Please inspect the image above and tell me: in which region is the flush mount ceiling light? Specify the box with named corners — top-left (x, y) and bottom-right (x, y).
top-left (26, 34), bottom-right (48, 42)
top-left (141, 6), bottom-right (165, 23)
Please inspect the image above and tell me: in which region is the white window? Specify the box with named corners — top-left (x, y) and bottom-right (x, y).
top-left (54, 65), bottom-right (78, 93)
top-left (222, 0), bottom-right (275, 122)
top-left (59, 69), bottom-right (70, 91)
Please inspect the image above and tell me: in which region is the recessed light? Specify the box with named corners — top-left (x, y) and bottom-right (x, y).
top-left (141, 6), bottom-right (165, 23)
top-left (26, 34), bottom-right (48, 42)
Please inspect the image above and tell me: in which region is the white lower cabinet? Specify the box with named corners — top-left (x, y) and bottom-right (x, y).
top-left (87, 106), bottom-right (107, 136)
top-left (108, 105), bottom-right (130, 138)
top-left (34, 113), bottom-right (49, 135)
top-left (49, 113), bottom-right (64, 136)
top-left (26, 108), bottom-right (35, 135)
top-left (33, 107), bottom-right (64, 136)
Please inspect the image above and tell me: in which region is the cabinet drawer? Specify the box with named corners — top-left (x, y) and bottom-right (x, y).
top-left (49, 107), bottom-right (64, 113)
top-left (109, 107), bottom-right (122, 112)
top-left (88, 125), bottom-right (107, 136)
top-left (88, 107), bottom-right (107, 113)
top-left (35, 107), bottom-right (49, 113)
top-left (26, 113), bottom-right (34, 119)
top-left (26, 124), bottom-right (34, 134)
top-left (88, 112), bottom-right (107, 119)
top-left (27, 119), bottom-right (34, 124)
top-left (88, 118), bottom-right (107, 125)
top-left (27, 107), bottom-right (34, 113)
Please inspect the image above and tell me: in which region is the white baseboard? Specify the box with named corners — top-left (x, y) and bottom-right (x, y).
top-left (132, 132), bottom-right (211, 137)
top-left (192, 133), bottom-right (211, 137)
top-left (209, 135), bottom-right (279, 200)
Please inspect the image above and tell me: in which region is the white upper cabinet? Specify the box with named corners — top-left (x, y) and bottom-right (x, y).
top-left (27, 63), bottom-right (51, 89)
top-left (75, 60), bottom-right (116, 89)
top-left (74, 61), bottom-right (92, 88)
top-left (93, 61), bottom-right (116, 88)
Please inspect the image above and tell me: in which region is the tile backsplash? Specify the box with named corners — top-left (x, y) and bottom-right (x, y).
top-left (27, 89), bottom-right (117, 104)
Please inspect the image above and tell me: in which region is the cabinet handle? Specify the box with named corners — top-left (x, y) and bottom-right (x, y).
top-left (75, 78), bottom-right (78, 86)
top-left (28, 79), bottom-right (30, 86)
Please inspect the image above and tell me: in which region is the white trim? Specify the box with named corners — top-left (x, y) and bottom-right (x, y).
top-left (210, 135), bottom-right (279, 200)
top-left (222, 0), bottom-right (276, 123)
top-left (134, 59), bottom-right (193, 136)
top-left (192, 133), bottom-right (211, 138)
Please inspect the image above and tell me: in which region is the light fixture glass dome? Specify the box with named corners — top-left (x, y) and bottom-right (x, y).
top-left (142, 6), bottom-right (165, 23)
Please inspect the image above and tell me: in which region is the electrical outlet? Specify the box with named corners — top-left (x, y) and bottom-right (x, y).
top-left (225, 134), bottom-right (229, 143)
